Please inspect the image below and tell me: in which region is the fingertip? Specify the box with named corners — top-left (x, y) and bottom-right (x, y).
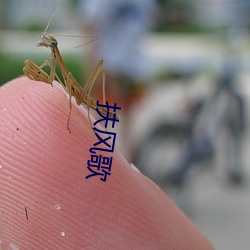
top-left (0, 77), bottom-right (213, 249)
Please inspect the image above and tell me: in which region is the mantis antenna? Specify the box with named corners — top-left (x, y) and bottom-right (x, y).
top-left (44, 0), bottom-right (63, 33)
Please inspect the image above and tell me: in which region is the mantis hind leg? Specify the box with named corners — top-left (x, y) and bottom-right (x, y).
top-left (82, 60), bottom-right (106, 135)
top-left (64, 73), bottom-right (74, 134)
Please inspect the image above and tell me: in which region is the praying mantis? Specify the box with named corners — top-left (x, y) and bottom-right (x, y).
top-left (23, 32), bottom-right (115, 133)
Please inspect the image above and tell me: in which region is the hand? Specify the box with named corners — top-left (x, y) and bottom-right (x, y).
top-left (0, 77), bottom-right (213, 249)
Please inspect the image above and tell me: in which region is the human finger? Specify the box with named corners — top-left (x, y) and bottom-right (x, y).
top-left (0, 77), bottom-right (213, 249)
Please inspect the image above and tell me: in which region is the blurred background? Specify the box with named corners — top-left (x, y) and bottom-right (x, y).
top-left (1, 0), bottom-right (250, 249)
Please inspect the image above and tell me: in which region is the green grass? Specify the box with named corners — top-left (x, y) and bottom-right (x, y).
top-left (0, 54), bottom-right (25, 86)
top-left (0, 53), bottom-right (86, 87)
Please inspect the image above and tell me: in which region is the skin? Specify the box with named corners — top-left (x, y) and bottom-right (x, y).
top-left (0, 77), bottom-right (214, 250)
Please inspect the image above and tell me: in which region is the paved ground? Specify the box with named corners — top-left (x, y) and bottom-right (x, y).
top-left (193, 177), bottom-right (250, 250)
top-left (131, 82), bottom-right (250, 250)
top-left (189, 78), bottom-right (250, 250)
top-left (134, 34), bottom-right (250, 250)
top-left (130, 78), bottom-right (250, 250)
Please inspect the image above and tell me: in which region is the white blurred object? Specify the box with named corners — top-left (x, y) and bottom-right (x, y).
top-left (192, 0), bottom-right (250, 27)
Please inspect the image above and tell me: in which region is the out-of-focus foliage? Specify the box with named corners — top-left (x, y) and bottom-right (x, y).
top-left (155, 0), bottom-right (202, 33)
top-left (0, 54), bottom-right (85, 87)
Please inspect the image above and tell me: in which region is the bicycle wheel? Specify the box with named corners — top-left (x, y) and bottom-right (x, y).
top-left (133, 122), bottom-right (192, 188)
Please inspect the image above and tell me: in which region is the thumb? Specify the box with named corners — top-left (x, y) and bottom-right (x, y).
top-left (0, 76), bottom-right (213, 249)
